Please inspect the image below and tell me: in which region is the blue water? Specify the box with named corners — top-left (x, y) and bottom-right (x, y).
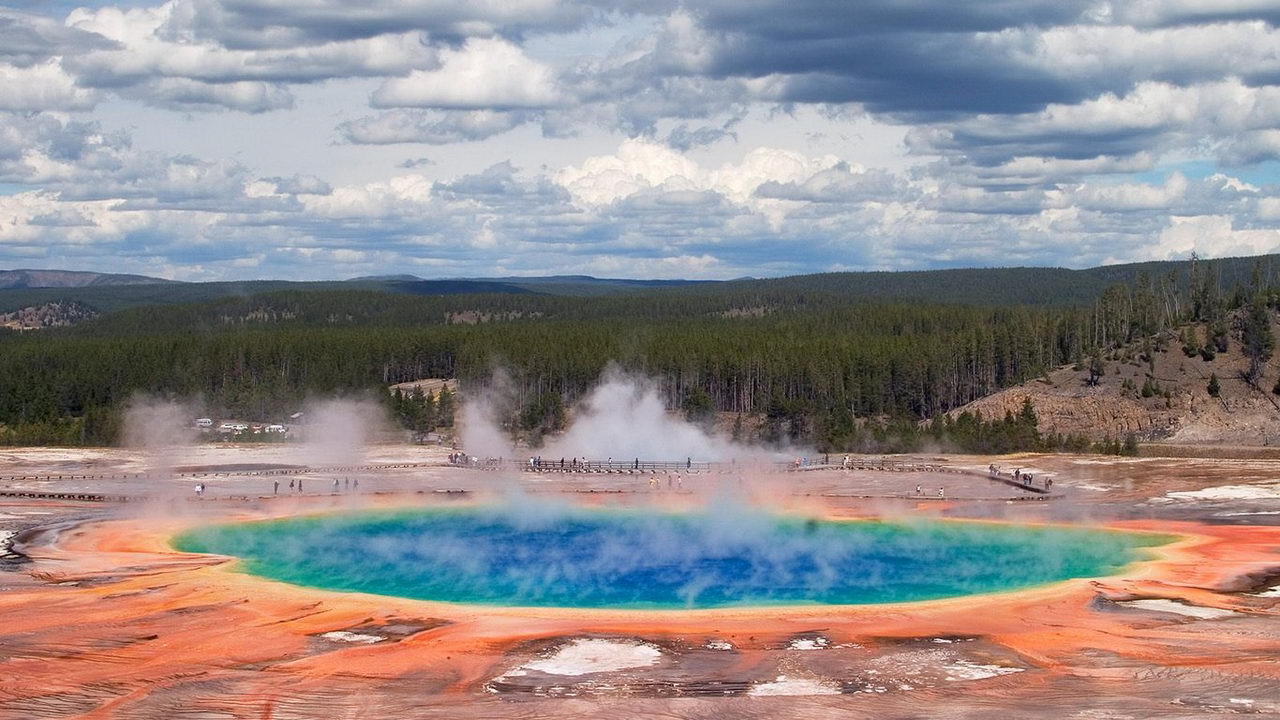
top-left (173, 505), bottom-right (1168, 609)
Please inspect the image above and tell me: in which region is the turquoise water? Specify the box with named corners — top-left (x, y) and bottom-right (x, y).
top-left (173, 506), bottom-right (1169, 609)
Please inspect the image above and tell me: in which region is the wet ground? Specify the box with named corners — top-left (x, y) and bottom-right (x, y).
top-left (1, 447), bottom-right (1279, 719)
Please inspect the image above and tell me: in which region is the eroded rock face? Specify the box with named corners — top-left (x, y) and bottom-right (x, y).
top-left (956, 383), bottom-right (1183, 441)
top-left (950, 326), bottom-right (1280, 446)
top-left (0, 301), bottom-right (98, 330)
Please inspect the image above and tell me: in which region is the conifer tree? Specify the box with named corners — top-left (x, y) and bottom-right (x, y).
top-left (1243, 294), bottom-right (1275, 382)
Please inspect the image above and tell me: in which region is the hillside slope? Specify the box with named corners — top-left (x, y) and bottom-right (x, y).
top-left (0, 301), bottom-right (98, 330)
top-left (687, 252), bottom-right (1280, 307)
top-left (0, 269), bottom-right (172, 289)
top-left (950, 316), bottom-right (1280, 446)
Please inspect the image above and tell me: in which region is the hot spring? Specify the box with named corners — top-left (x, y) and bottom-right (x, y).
top-left (174, 505), bottom-right (1170, 609)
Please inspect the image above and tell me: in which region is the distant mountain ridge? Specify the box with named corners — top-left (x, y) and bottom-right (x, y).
top-left (0, 269), bottom-right (173, 289)
top-left (347, 273), bottom-right (712, 296)
top-left (4, 252), bottom-right (1280, 314)
top-left (345, 274), bottom-right (424, 282)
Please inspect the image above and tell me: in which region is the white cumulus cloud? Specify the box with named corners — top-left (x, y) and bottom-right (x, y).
top-left (555, 139), bottom-right (844, 206)
top-left (372, 37), bottom-right (561, 109)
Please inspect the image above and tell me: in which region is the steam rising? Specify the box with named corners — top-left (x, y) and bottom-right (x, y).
top-left (292, 397), bottom-right (390, 467)
top-left (457, 369), bottom-right (517, 459)
top-left (122, 395), bottom-right (198, 478)
top-left (117, 394), bottom-right (390, 496)
top-left (542, 373), bottom-right (750, 461)
top-left (462, 369), bottom-right (785, 460)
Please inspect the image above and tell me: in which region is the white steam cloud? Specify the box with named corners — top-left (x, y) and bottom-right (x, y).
top-left (122, 395), bottom-right (199, 478)
top-left (461, 369), bottom-right (791, 461)
top-left (541, 372), bottom-right (749, 461)
top-left (457, 369), bottom-right (517, 459)
top-left (292, 396), bottom-right (391, 467)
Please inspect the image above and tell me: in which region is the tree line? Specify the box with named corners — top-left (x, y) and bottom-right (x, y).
top-left (1, 257), bottom-right (1276, 450)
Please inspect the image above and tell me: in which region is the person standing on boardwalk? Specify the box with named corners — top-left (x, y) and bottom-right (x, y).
top-left (273, 480), bottom-right (279, 495)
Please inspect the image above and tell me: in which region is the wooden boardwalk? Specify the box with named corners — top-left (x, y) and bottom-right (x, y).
top-left (0, 462), bottom-right (437, 484)
top-left (0, 456), bottom-right (1064, 503)
top-left (0, 487), bottom-right (474, 504)
top-left (985, 471), bottom-right (1053, 494)
top-left (455, 457), bottom-right (969, 475)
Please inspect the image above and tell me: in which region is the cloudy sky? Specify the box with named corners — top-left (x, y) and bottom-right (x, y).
top-left (3, 0), bottom-right (1280, 280)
